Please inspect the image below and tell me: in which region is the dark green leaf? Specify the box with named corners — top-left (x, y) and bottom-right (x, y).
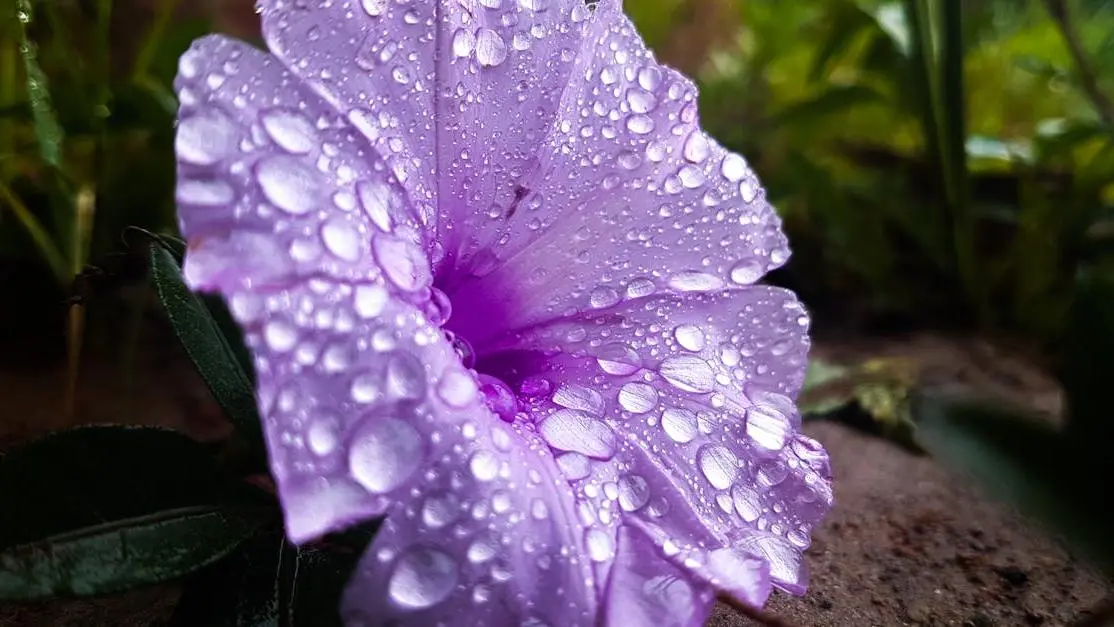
top-left (1061, 264), bottom-right (1114, 445)
top-left (170, 529), bottom-right (284, 627)
top-left (149, 243), bottom-right (262, 442)
top-left (14, 0), bottom-right (64, 169)
top-left (912, 392), bottom-right (1114, 576)
top-left (0, 425), bottom-right (257, 549)
top-left (772, 84), bottom-right (887, 129)
top-left (0, 505), bottom-right (272, 600)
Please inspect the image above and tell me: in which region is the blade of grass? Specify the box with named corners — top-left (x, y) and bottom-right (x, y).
top-left (14, 0), bottom-right (63, 170)
top-left (0, 180), bottom-right (67, 283)
top-left (65, 186), bottom-right (96, 419)
top-left (133, 0), bottom-right (182, 81)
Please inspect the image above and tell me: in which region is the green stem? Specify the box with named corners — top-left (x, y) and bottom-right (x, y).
top-left (1043, 0), bottom-right (1114, 128)
top-left (0, 180), bottom-right (68, 283)
top-left (133, 0), bottom-right (181, 81)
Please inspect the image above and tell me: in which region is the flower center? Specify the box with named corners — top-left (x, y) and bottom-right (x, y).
top-left (427, 285), bottom-right (519, 423)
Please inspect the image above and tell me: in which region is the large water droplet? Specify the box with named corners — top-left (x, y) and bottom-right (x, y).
top-left (683, 132), bottom-right (711, 163)
top-left (437, 369), bottom-right (478, 408)
top-left (475, 29), bottom-right (507, 67)
top-left (660, 355), bottom-right (715, 393)
top-left (177, 179), bottom-right (234, 206)
top-left (729, 259), bottom-right (763, 285)
top-left (452, 28), bottom-right (476, 58)
top-left (746, 403), bottom-right (790, 451)
top-left (539, 409), bottom-right (617, 459)
top-left (385, 353), bottom-right (426, 401)
top-left (596, 343), bottom-right (642, 376)
top-left (257, 156), bottom-right (319, 215)
top-left (661, 407), bottom-right (698, 443)
top-left (552, 384), bottom-right (604, 416)
top-left (673, 325), bottom-right (706, 352)
top-left (263, 319), bottom-right (298, 352)
top-left (467, 533), bottom-right (500, 564)
top-left (469, 450), bottom-right (500, 481)
top-left (626, 114), bottom-right (654, 134)
top-left (720, 153), bottom-right (748, 182)
top-left (698, 444), bottom-right (738, 490)
top-left (421, 493), bottom-right (460, 529)
top-left (555, 452), bottom-right (591, 480)
top-left (731, 484), bottom-right (762, 522)
top-left (373, 235), bottom-right (432, 292)
top-left (361, 0), bottom-right (388, 17)
top-left (356, 179), bottom-right (394, 232)
top-left (177, 111), bottom-right (237, 165)
top-left (260, 108), bottom-right (317, 154)
top-left (349, 417), bottom-right (423, 493)
top-left (618, 382), bottom-right (658, 414)
top-left (617, 474), bottom-right (650, 511)
top-left (353, 284), bottom-right (388, 318)
top-left (387, 547), bottom-right (458, 609)
top-left (306, 416), bottom-right (340, 456)
top-left (321, 219), bottom-right (362, 261)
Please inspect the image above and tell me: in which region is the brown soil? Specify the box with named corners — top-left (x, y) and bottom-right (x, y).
top-left (0, 328), bottom-right (1110, 626)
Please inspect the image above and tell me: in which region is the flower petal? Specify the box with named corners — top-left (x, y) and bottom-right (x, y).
top-left (601, 525), bottom-right (717, 627)
top-left (175, 35), bottom-right (427, 294)
top-left (447, 5), bottom-right (788, 347)
top-left (341, 422), bottom-right (598, 626)
top-left (483, 287), bottom-right (832, 598)
top-left (258, 0), bottom-right (596, 251)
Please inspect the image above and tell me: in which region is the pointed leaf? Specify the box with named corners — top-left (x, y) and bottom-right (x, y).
top-left (149, 243), bottom-right (261, 441)
top-left (912, 392), bottom-right (1114, 575)
top-left (0, 425), bottom-right (257, 549)
top-left (0, 505), bottom-right (272, 600)
top-left (14, 0), bottom-right (63, 168)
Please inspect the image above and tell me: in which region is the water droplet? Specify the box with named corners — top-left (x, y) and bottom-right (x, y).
top-left (659, 355), bottom-right (715, 393)
top-left (350, 372), bottom-right (380, 404)
top-left (596, 343), bottom-right (642, 376)
top-left (373, 235), bottom-right (432, 292)
top-left (353, 284), bottom-right (388, 318)
top-left (585, 529), bottom-right (614, 562)
top-left (626, 114), bottom-right (654, 134)
top-left (260, 109), bottom-right (317, 154)
top-left (683, 132), bottom-right (711, 163)
top-left (469, 450), bottom-right (499, 481)
top-left (668, 271), bottom-right (723, 292)
top-left (321, 219), bottom-right (361, 261)
top-left (720, 153), bottom-right (748, 182)
top-left (467, 533), bottom-right (499, 564)
top-left (698, 444), bottom-right (738, 490)
top-left (421, 493), bottom-right (460, 529)
top-left (356, 180), bottom-right (394, 232)
top-left (746, 404), bottom-right (790, 451)
top-left (730, 259), bottom-right (763, 285)
top-left (349, 417), bottom-right (423, 493)
top-left (588, 286), bottom-right (620, 309)
top-left (637, 66), bottom-right (662, 90)
top-left (673, 325), bottom-right (706, 352)
top-left (661, 407), bottom-right (698, 443)
top-left (626, 88), bottom-right (657, 114)
top-left (555, 452), bottom-right (591, 480)
top-left (739, 179), bottom-right (759, 203)
top-left (552, 384), bottom-right (604, 415)
top-left (475, 29), bottom-right (507, 67)
top-left (626, 277), bottom-right (657, 298)
top-left (731, 484), bottom-right (762, 522)
top-left (452, 28), bottom-right (476, 58)
top-left (177, 179), bottom-right (234, 206)
top-left (438, 369), bottom-right (478, 408)
top-left (257, 156), bottom-right (319, 215)
top-left (387, 547), bottom-right (458, 609)
top-left (539, 409), bottom-right (617, 459)
top-left (386, 353), bottom-right (426, 401)
top-left (177, 111), bottom-right (237, 165)
top-left (618, 382), bottom-right (658, 414)
top-left (479, 374), bottom-right (517, 422)
top-left (263, 319), bottom-right (298, 352)
top-left (306, 416), bottom-right (339, 456)
top-left (518, 376), bottom-right (552, 399)
top-left (617, 474), bottom-right (650, 511)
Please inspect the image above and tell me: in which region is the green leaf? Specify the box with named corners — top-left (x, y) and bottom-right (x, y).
top-left (1060, 264), bottom-right (1114, 445)
top-left (170, 529), bottom-right (285, 627)
top-left (912, 392), bottom-right (1114, 576)
top-left (0, 506), bottom-right (271, 600)
top-left (0, 425), bottom-right (257, 549)
top-left (149, 243), bottom-right (262, 442)
top-left (772, 84), bottom-right (887, 129)
top-left (14, 0), bottom-right (64, 169)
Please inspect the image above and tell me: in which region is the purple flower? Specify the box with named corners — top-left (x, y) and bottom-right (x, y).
top-left (173, 0), bottom-right (833, 625)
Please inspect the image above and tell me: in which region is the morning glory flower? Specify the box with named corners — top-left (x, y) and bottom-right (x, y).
top-left (172, 0), bottom-right (833, 624)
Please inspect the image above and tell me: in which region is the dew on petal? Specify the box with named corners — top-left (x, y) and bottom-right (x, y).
top-left (585, 529), bottom-right (614, 563)
top-left (746, 403), bottom-right (790, 451)
top-left (617, 474), bottom-right (650, 511)
top-left (475, 29), bottom-right (508, 67)
top-left (321, 219), bottom-right (361, 261)
top-left (373, 235), bottom-right (432, 292)
top-left (177, 111), bottom-right (237, 165)
top-left (387, 547), bottom-right (458, 610)
top-left (673, 324), bottom-right (706, 352)
top-left (348, 417), bottom-right (423, 494)
top-left (661, 407), bottom-right (698, 444)
top-left (469, 450), bottom-right (500, 481)
top-left (596, 342), bottom-right (642, 376)
top-left (539, 409), bottom-right (617, 459)
top-left (260, 108), bottom-right (317, 154)
top-left (659, 355), bottom-right (715, 393)
top-left (617, 382), bottom-right (658, 414)
top-left (257, 156), bottom-right (319, 215)
top-left (698, 444), bottom-right (738, 490)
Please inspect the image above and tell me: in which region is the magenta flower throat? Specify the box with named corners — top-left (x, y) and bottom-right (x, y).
top-left (173, 0), bottom-right (833, 624)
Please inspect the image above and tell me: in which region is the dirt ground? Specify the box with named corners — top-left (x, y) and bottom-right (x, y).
top-left (0, 323), bottom-right (1110, 626)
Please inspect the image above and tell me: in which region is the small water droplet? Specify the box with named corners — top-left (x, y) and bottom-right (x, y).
top-left (353, 284), bottom-right (388, 318)
top-left (588, 286), bottom-right (620, 309)
top-left (626, 114), bottom-right (654, 134)
top-left (263, 319), bottom-right (298, 352)
top-left (438, 369), bottom-right (477, 408)
top-left (475, 29), bottom-right (507, 67)
top-left (321, 219), bottom-right (361, 261)
top-left (452, 28), bottom-right (476, 58)
top-left (720, 153), bottom-right (748, 182)
top-left (596, 343), bottom-right (642, 376)
top-left (421, 493), bottom-right (460, 529)
top-left (361, 0), bottom-right (388, 16)
top-left (698, 444), bottom-right (738, 490)
top-left (469, 450), bottom-right (500, 481)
